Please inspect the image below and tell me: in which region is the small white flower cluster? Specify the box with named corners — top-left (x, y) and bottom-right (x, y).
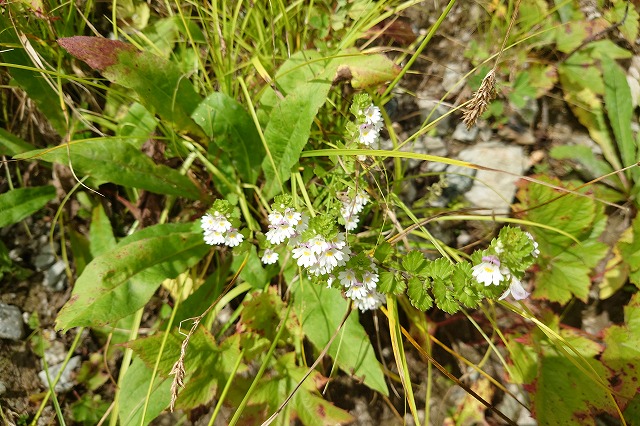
top-left (358, 104), bottom-right (383, 146)
top-left (293, 233), bottom-right (351, 276)
top-left (201, 211), bottom-right (244, 247)
top-left (340, 189), bottom-right (370, 231)
top-left (335, 260), bottom-right (385, 311)
top-left (471, 255), bottom-right (529, 301)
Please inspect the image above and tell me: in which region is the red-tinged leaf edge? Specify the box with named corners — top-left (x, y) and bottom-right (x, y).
top-left (58, 36), bottom-right (136, 72)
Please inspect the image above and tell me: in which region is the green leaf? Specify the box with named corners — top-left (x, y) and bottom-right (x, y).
top-left (56, 223), bottom-right (208, 330)
top-left (291, 281), bottom-right (388, 396)
top-left (0, 128), bottom-right (34, 156)
top-left (532, 343), bottom-right (617, 425)
top-left (261, 79), bottom-right (332, 199)
top-left (0, 15), bottom-right (67, 135)
top-left (89, 204), bottom-right (117, 257)
top-left (192, 93), bottom-right (265, 185)
top-left (425, 258), bottom-right (454, 281)
top-left (250, 353), bottom-right (354, 425)
top-left (602, 56), bottom-right (636, 176)
top-left (533, 240), bottom-right (608, 303)
top-left (58, 36), bottom-right (203, 135)
top-left (401, 251), bottom-right (427, 273)
top-left (118, 357), bottom-right (171, 426)
top-left (601, 293), bottom-right (640, 400)
top-left (431, 281), bottom-right (459, 314)
top-left (240, 288), bottom-right (299, 343)
top-left (377, 271), bottom-right (406, 295)
top-left (406, 277), bottom-right (433, 311)
top-left (334, 52), bottom-right (400, 89)
top-left (0, 186), bottom-right (55, 228)
top-left (16, 139), bottom-right (200, 199)
top-left (619, 216), bottom-right (640, 287)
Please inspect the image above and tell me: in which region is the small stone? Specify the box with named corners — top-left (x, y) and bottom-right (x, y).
top-left (0, 381), bottom-right (6, 395)
top-left (38, 355), bottom-right (81, 393)
top-left (457, 141), bottom-right (528, 214)
top-left (43, 260), bottom-right (67, 291)
top-left (0, 303), bottom-right (25, 341)
top-left (452, 122), bottom-right (479, 142)
top-left (415, 96), bottom-right (452, 134)
top-left (441, 62), bottom-right (466, 95)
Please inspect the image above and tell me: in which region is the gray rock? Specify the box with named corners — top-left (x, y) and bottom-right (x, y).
top-left (457, 141), bottom-right (528, 214)
top-left (43, 260), bottom-right (67, 291)
top-left (0, 381), bottom-right (6, 395)
top-left (414, 97), bottom-right (452, 134)
top-left (38, 355), bottom-right (81, 393)
top-left (0, 303), bottom-right (25, 341)
top-left (441, 62), bottom-right (466, 95)
top-left (452, 122), bottom-right (479, 142)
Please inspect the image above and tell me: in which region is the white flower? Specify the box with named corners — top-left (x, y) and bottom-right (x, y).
top-left (525, 232), bottom-right (540, 258)
top-left (330, 233), bottom-right (347, 250)
top-left (338, 269), bottom-right (358, 287)
top-left (292, 246), bottom-right (317, 268)
top-left (318, 247), bottom-right (344, 271)
top-left (358, 123), bottom-right (379, 146)
top-left (265, 222), bottom-right (295, 245)
top-left (283, 208), bottom-right (302, 226)
top-left (363, 104), bottom-right (382, 126)
top-left (261, 249), bottom-right (279, 265)
top-left (471, 255), bottom-right (505, 286)
top-left (308, 235), bottom-right (330, 255)
top-left (201, 212), bottom-right (231, 233)
top-left (362, 271), bottom-right (379, 290)
top-left (224, 229), bottom-right (244, 247)
top-left (346, 282), bottom-right (368, 300)
top-left (354, 191), bottom-right (370, 209)
top-left (203, 229), bottom-right (226, 245)
top-left (344, 214), bottom-right (360, 231)
top-left (326, 274), bottom-right (335, 288)
top-left (268, 211), bottom-right (284, 226)
top-left (353, 290), bottom-right (385, 311)
top-left (500, 276), bottom-right (530, 301)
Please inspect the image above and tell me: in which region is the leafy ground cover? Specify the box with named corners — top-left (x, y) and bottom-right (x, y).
top-left (1, 0), bottom-right (640, 425)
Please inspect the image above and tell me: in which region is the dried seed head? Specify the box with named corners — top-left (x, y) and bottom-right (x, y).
top-left (462, 69), bottom-right (497, 130)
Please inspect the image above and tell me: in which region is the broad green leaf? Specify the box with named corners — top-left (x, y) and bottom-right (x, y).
top-left (291, 281), bottom-right (388, 396)
top-left (56, 223), bottom-right (208, 330)
top-left (192, 92), bottom-right (265, 184)
top-left (0, 186), bottom-right (55, 228)
top-left (550, 145), bottom-right (619, 189)
top-left (0, 128), bottom-right (34, 156)
top-left (261, 79), bottom-right (332, 199)
top-left (532, 348), bottom-right (617, 425)
top-left (89, 204), bottom-right (117, 257)
top-left (240, 288), bottom-right (300, 342)
top-left (127, 329), bottom-right (244, 410)
top-left (334, 52), bottom-right (400, 89)
top-left (249, 352), bottom-right (354, 426)
top-left (602, 56), bottom-right (636, 179)
top-left (232, 245), bottom-right (273, 290)
top-left (58, 36), bottom-right (203, 135)
top-left (0, 15), bottom-right (66, 135)
top-left (601, 293), bottom-right (640, 400)
top-left (559, 56), bottom-right (622, 171)
top-left (377, 270), bottom-right (406, 294)
top-left (619, 216), bottom-right (640, 288)
top-left (118, 102), bottom-right (158, 148)
top-left (118, 357), bottom-right (171, 426)
top-left (535, 237), bottom-right (608, 303)
top-left (606, 0), bottom-right (639, 44)
top-left (401, 251), bottom-right (427, 273)
top-left (16, 139), bottom-right (200, 199)
top-left (555, 21), bottom-right (587, 53)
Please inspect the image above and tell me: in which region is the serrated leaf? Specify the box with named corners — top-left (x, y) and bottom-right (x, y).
top-left (291, 282), bottom-right (388, 396)
top-left (192, 93), bottom-right (264, 184)
top-left (56, 223), bottom-right (208, 330)
top-left (240, 288), bottom-right (299, 342)
top-left (0, 186), bottom-right (55, 228)
top-left (431, 281), bottom-right (459, 314)
top-left (425, 257), bottom-right (454, 281)
top-left (15, 139), bottom-right (200, 199)
top-left (402, 251), bottom-right (427, 273)
top-left (58, 36), bottom-right (203, 135)
top-left (377, 271), bottom-right (406, 295)
top-left (533, 240), bottom-right (608, 303)
top-left (406, 277), bottom-right (432, 311)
